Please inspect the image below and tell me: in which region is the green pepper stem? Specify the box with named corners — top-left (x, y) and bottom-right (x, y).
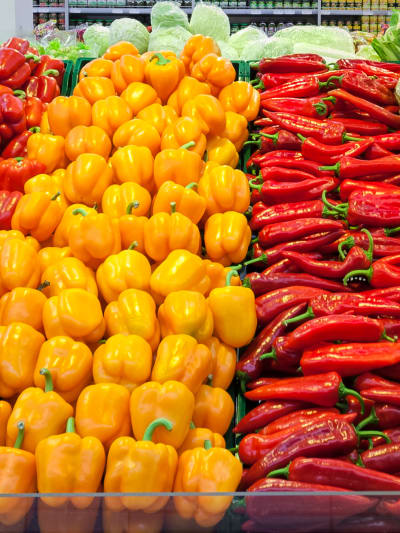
top-left (267, 464), bottom-right (290, 479)
top-left (259, 349), bottom-right (277, 361)
top-left (319, 162), bottom-right (340, 175)
top-left (338, 382), bottom-right (365, 415)
top-left (343, 134), bottom-right (364, 142)
top-left (190, 421), bottom-right (195, 429)
top-left (128, 241), bottom-right (138, 250)
top-left (180, 141), bottom-right (195, 150)
top-left (343, 266), bottom-right (373, 286)
top-left (43, 69), bottom-right (59, 77)
top-left (15, 157), bottom-right (24, 162)
top-left (297, 133), bottom-right (306, 143)
top-left (151, 53), bottom-right (170, 66)
top-left (126, 201), bottom-right (139, 214)
top-left (382, 330), bottom-right (397, 342)
top-left (226, 269), bottom-right (239, 286)
top-left (322, 96), bottom-right (336, 104)
top-left (170, 201), bottom-right (176, 214)
top-left (25, 54), bottom-right (40, 62)
top-left (355, 454), bottom-right (364, 467)
top-left (204, 439), bottom-right (212, 450)
top-left (237, 370), bottom-right (249, 395)
top-left (14, 421), bottom-right (25, 449)
top-left (40, 368), bottom-right (54, 393)
top-left (321, 190), bottom-right (347, 216)
top-left (361, 228), bottom-right (374, 263)
top-left (13, 90), bottom-right (26, 99)
top-left (338, 236), bottom-right (355, 261)
top-left (242, 277), bottom-right (251, 289)
top-left (313, 102), bottom-right (328, 116)
top-left (368, 438), bottom-right (374, 450)
top-left (243, 254), bottom-right (268, 267)
top-left (248, 177), bottom-right (262, 191)
top-left (66, 417), bottom-right (75, 433)
top-left (185, 182), bottom-right (198, 190)
top-left (51, 191), bottom-right (61, 201)
top-left (37, 280), bottom-right (50, 292)
top-left (385, 226), bottom-right (400, 236)
top-left (29, 126), bottom-right (40, 133)
top-left (356, 407), bottom-right (379, 432)
top-left (357, 429), bottom-right (391, 444)
top-left (143, 417), bottom-right (173, 441)
top-left (283, 306), bottom-right (315, 326)
top-left (72, 208), bottom-right (88, 217)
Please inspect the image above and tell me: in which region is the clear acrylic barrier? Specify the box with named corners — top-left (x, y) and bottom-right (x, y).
top-left (1, 492), bottom-right (400, 532)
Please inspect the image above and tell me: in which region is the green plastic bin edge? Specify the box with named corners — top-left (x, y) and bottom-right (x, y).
top-left (61, 60), bottom-right (73, 97)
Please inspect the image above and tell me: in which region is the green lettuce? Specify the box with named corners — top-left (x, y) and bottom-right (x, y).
top-left (148, 26), bottom-right (192, 56)
top-left (83, 24), bottom-right (110, 57)
top-left (151, 2), bottom-right (191, 32)
top-left (109, 18), bottom-right (149, 53)
top-left (190, 4), bottom-right (230, 42)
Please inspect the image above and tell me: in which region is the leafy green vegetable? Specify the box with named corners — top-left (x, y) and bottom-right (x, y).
top-left (83, 24), bottom-right (110, 57)
top-left (229, 26), bottom-right (267, 57)
top-left (372, 13), bottom-right (400, 61)
top-left (148, 26), bottom-right (192, 56)
top-left (190, 4), bottom-right (230, 42)
top-left (275, 25), bottom-right (355, 54)
top-left (356, 45), bottom-right (381, 61)
top-left (109, 18), bottom-right (149, 53)
top-left (42, 38), bottom-right (91, 63)
top-left (262, 37), bottom-right (293, 58)
top-left (293, 42), bottom-right (356, 62)
top-left (217, 40), bottom-right (239, 60)
top-left (151, 2), bottom-right (191, 32)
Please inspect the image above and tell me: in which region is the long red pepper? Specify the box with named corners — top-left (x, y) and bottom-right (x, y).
top-left (330, 117), bottom-right (389, 135)
top-left (344, 254), bottom-right (400, 288)
top-left (261, 96), bottom-right (336, 119)
top-left (258, 155), bottom-right (335, 176)
top-left (259, 77), bottom-right (331, 99)
top-left (361, 443), bottom-right (400, 473)
top-left (362, 388), bottom-right (400, 407)
top-left (354, 373), bottom-right (400, 392)
top-left (321, 154), bottom-right (400, 179)
top-left (363, 287), bottom-right (400, 302)
top-left (245, 271), bottom-right (352, 295)
top-left (327, 71), bottom-right (396, 105)
top-left (298, 134), bottom-right (372, 165)
top-left (339, 179), bottom-right (399, 200)
top-left (364, 143), bottom-right (394, 160)
top-left (250, 176), bottom-right (338, 205)
top-left (246, 377), bottom-right (281, 390)
top-left (260, 407), bottom-right (340, 434)
top-left (233, 400), bottom-right (307, 435)
top-left (260, 166), bottom-right (322, 182)
top-left (245, 130), bottom-right (300, 153)
top-left (258, 218), bottom-right (344, 248)
top-left (253, 56), bottom-right (327, 74)
top-left (336, 58), bottom-right (400, 78)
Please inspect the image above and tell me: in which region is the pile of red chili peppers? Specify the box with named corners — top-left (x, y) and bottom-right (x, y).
top-left (236, 53), bottom-right (400, 532)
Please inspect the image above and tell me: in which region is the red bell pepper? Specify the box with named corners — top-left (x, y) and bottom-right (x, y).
top-left (33, 55), bottom-right (65, 87)
top-left (0, 93), bottom-right (26, 146)
top-left (25, 72), bottom-right (60, 103)
top-left (24, 96), bottom-right (44, 129)
top-left (0, 190), bottom-right (22, 230)
top-left (0, 157), bottom-right (45, 192)
top-left (1, 128), bottom-right (39, 158)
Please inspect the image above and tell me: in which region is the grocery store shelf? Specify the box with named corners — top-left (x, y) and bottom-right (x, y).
top-left (227, 8), bottom-right (317, 13)
top-left (69, 6), bottom-right (191, 13)
top-left (321, 8), bottom-right (391, 14)
top-left (68, 6), bottom-right (317, 14)
top-left (33, 6), bottom-right (65, 12)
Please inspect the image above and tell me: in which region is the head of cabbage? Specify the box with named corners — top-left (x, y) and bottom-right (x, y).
top-left (151, 2), bottom-right (191, 32)
top-left (109, 18), bottom-right (150, 54)
top-left (148, 26), bottom-right (192, 56)
top-left (83, 24), bottom-right (110, 57)
top-left (190, 4), bottom-right (230, 42)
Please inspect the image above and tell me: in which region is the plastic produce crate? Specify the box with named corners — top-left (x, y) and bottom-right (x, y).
top-left (70, 57), bottom-right (93, 94)
top-left (61, 60), bottom-right (73, 97)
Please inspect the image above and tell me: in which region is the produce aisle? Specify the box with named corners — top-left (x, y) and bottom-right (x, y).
top-left (2, 23), bottom-right (400, 533)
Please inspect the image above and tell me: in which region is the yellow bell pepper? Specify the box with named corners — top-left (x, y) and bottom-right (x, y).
top-left (110, 145), bottom-right (154, 191)
top-left (154, 146), bottom-right (204, 190)
top-left (96, 248), bottom-right (151, 303)
top-left (158, 292), bottom-right (214, 342)
top-left (102, 508), bottom-right (164, 533)
top-left (104, 288), bottom-right (160, 351)
top-left (110, 55), bottom-right (146, 94)
top-left (152, 181), bottom-right (206, 225)
top-left (26, 133), bottom-right (67, 174)
top-left (41, 257), bottom-right (98, 298)
top-left (205, 336), bottom-right (236, 390)
top-left (0, 322), bottom-right (44, 398)
top-left (0, 237), bottom-right (41, 293)
top-left (119, 213), bottom-right (146, 252)
top-left (34, 336), bottom-right (93, 403)
top-left (150, 250), bottom-right (211, 303)
top-left (43, 288), bottom-right (105, 343)
top-left (198, 165), bottom-right (250, 216)
top-left (192, 385), bottom-right (234, 435)
top-left (182, 94), bottom-right (226, 137)
top-left (52, 203), bottom-right (97, 248)
top-left (178, 427), bottom-right (225, 454)
top-left (144, 210), bottom-right (201, 262)
top-left (47, 95), bottom-right (92, 138)
top-left (222, 111), bottom-right (249, 151)
top-left (24, 171), bottom-right (69, 211)
top-left (208, 270), bottom-right (257, 348)
top-left (130, 381), bottom-right (194, 448)
top-left (145, 53), bottom-right (185, 104)
top-left (92, 95), bottom-right (133, 138)
top-left (103, 41), bottom-right (139, 61)
top-left (64, 125), bottom-right (112, 161)
top-left (79, 58), bottom-right (113, 80)
top-left (102, 182), bottom-right (151, 218)
top-left (7, 368), bottom-right (73, 453)
top-left (191, 54), bottom-right (236, 96)
top-left (180, 36), bottom-right (221, 74)
top-left (204, 211), bottom-right (251, 266)
top-left (121, 82), bottom-right (160, 115)
top-left (104, 418), bottom-right (178, 512)
top-left (93, 334), bottom-right (152, 392)
top-left (0, 228), bottom-right (40, 250)
top-left (113, 119), bottom-right (161, 157)
top-left (11, 191), bottom-right (65, 242)
top-left (38, 246), bottom-right (72, 274)
top-left (206, 136), bottom-right (239, 168)
top-left (151, 334), bottom-right (212, 394)
top-left (218, 81), bottom-right (260, 121)
top-left (36, 417), bottom-right (105, 509)
top-left (75, 383), bottom-right (131, 449)
top-left (136, 103), bottom-right (177, 136)
top-left (203, 259), bottom-right (241, 295)
top-left (0, 401), bottom-right (11, 446)
top-left (173, 442), bottom-right (242, 527)
top-left (167, 76), bottom-right (211, 115)
top-left (63, 153), bottom-right (114, 206)
top-left (0, 287), bottom-right (47, 332)
top-left (73, 76), bottom-right (116, 104)
top-left (161, 117), bottom-right (206, 157)
top-left (67, 209), bottom-right (121, 269)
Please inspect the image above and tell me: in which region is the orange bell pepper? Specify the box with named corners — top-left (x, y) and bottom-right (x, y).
top-left (36, 417), bottom-right (105, 509)
top-left (63, 153), bottom-right (113, 206)
top-left (0, 237), bottom-right (41, 293)
top-left (150, 250), bottom-right (211, 302)
top-left (130, 380), bottom-right (194, 448)
top-left (24, 171), bottom-right (69, 211)
top-left (191, 54), bottom-right (236, 96)
top-left (205, 336), bottom-right (236, 390)
top-left (75, 383), bottom-right (131, 449)
top-left (53, 203), bottom-right (97, 248)
top-left (178, 427), bottom-right (225, 454)
top-left (145, 53), bottom-right (185, 104)
top-left (204, 211), bottom-right (251, 266)
top-left (119, 213), bottom-right (146, 252)
top-left (41, 257), bottom-right (98, 298)
top-left (144, 209), bottom-right (201, 262)
top-left (104, 288), bottom-right (160, 351)
top-left (158, 292), bottom-right (214, 343)
top-left (208, 269), bottom-right (257, 348)
top-left (38, 498), bottom-right (100, 533)
top-left (152, 181), bottom-right (206, 224)
top-left (0, 401), bottom-right (11, 446)
top-left (223, 111), bottom-right (249, 151)
top-left (102, 182), bottom-right (151, 218)
top-left (173, 441), bottom-right (242, 527)
top-left (204, 259), bottom-right (241, 295)
top-left (151, 334), bottom-right (212, 393)
top-left (154, 146), bottom-right (204, 190)
top-left (96, 247), bottom-right (151, 303)
top-left (43, 288), bottom-right (105, 343)
top-left (182, 94), bottom-right (226, 137)
top-left (103, 41), bottom-right (139, 61)
top-left (110, 55), bottom-right (146, 94)
top-left (121, 82), bottom-right (160, 114)
top-left (26, 133), bottom-right (67, 174)
top-left (206, 136), bottom-right (239, 168)
top-left (110, 145), bottom-right (154, 190)
top-left (198, 165), bottom-right (250, 216)
top-left (219, 81), bottom-right (260, 121)
top-left (104, 418), bottom-right (178, 512)
top-left (64, 125), bottom-right (112, 161)
top-left (11, 191), bottom-right (65, 242)
top-left (73, 76), bottom-right (116, 105)
top-left (192, 384), bottom-right (234, 435)
top-left (79, 58), bottom-right (113, 80)
top-left (102, 508), bottom-right (163, 533)
top-left (7, 368), bottom-right (73, 453)
top-left (0, 229), bottom-right (40, 251)
top-left (47, 95), bottom-right (92, 138)
top-left (181, 35), bottom-right (221, 73)
top-left (93, 334), bottom-right (152, 392)
top-left (113, 119), bottom-right (161, 157)
top-left (141, 50), bottom-right (177, 64)
top-left (161, 116), bottom-right (206, 157)
top-left (167, 76), bottom-right (211, 115)
top-left (38, 246), bottom-right (72, 274)
top-left (40, 110), bottom-right (51, 133)
top-left (92, 95), bottom-right (133, 138)
top-left (136, 103), bottom-right (177, 135)
top-left (34, 336), bottom-right (93, 403)
top-left (0, 287), bottom-right (47, 332)
top-left (0, 422), bottom-right (36, 526)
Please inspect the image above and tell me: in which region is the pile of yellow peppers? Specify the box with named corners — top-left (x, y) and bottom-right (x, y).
top-left (0, 34), bottom-right (260, 531)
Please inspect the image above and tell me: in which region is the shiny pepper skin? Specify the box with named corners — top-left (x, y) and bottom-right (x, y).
top-left (222, 111), bottom-right (249, 151)
top-left (144, 53), bottom-right (185, 104)
top-left (73, 76), bottom-right (116, 105)
top-left (203, 259), bottom-right (242, 295)
top-left (0, 287), bottom-right (47, 332)
top-left (24, 171), bottom-right (69, 212)
top-left (41, 257), bottom-right (98, 298)
top-left (64, 125), bottom-right (112, 161)
top-left (204, 211), bottom-right (251, 266)
top-left (110, 145), bottom-right (154, 191)
top-left (103, 41), bottom-right (139, 61)
top-left (152, 181), bottom-right (206, 225)
top-left (136, 103), bottom-right (178, 136)
top-left (178, 427), bottom-right (225, 454)
top-left (181, 35), bottom-right (221, 74)
top-left (192, 385), bottom-right (234, 435)
top-left (218, 81), bottom-right (260, 121)
top-left (119, 213), bottom-right (147, 252)
top-left (121, 82), bottom-right (160, 115)
top-left (92, 95), bottom-right (133, 138)
top-left (205, 336), bottom-right (236, 390)
top-left (167, 76), bottom-right (211, 115)
top-left (26, 133), bottom-right (67, 174)
top-left (154, 146), bottom-right (204, 190)
top-left (182, 94), bottom-right (226, 137)
top-left (47, 95), bottom-right (92, 138)
top-left (110, 55), bottom-right (145, 95)
top-left (191, 54), bottom-right (236, 96)
top-left (206, 136), bottom-right (239, 168)
top-left (38, 246), bottom-right (72, 275)
top-left (101, 182), bottom-right (151, 218)
top-left (79, 58), bottom-right (113, 80)
top-left (0, 401), bottom-right (11, 446)
top-left (53, 203), bottom-right (98, 248)
top-left (161, 116), bottom-right (206, 157)
top-left (113, 119), bottom-right (161, 157)
top-left (42, 288), bottom-right (105, 343)
top-left (0, 237), bottom-right (40, 294)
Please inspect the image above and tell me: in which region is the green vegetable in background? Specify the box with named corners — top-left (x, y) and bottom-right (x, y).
top-left (372, 11), bottom-right (400, 61)
top-left (109, 18), bottom-right (149, 53)
top-left (151, 2), bottom-right (191, 32)
top-left (190, 4), bottom-right (230, 42)
top-left (83, 24), bottom-right (110, 57)
top-left (148, 26), bottom-right (192, 56)
top-left (229, 26), bottom-right (268, 57)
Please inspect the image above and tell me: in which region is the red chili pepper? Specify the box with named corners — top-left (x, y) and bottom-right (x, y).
top-left (0, 93), bottom-right (26, 146)
top-left (363, 287), bottom-right (400, 302)
top-left (233, 400), bottom-right (307, 435)
top-left (380, 319), bottom-right (400, 339)
top-left (33, 55), bottom-right (65, 87)
top-left (355, 372), bottom-right (399, 392)
top-left (250, 150), bottom-right (303, 167)
top-left (330, 117), bottom-right (389, 136)
top-left (251, 72), bottom-right (301, 90)
top-left (261, 166), bottom-right (329, 183)
top-left (246, 271), bottom-right (352, 295)
top-left (378, 76), bottom-right (399, 90)
top-left (326, 71), bottom-right (396, 105)
top-left (259, 407), bottom-right (340, 435)
top-left (298, 134), bottom-right (371, 165)
top-left (0, 157), bottom-right (45, 192)
top-left (262, 95), bottom-right (338, 119)
top-left (0, 190), bottom-right (22, 230)
top-left (259, 77), bottom-right (324, 99)
top-left (361, 442), bottom-right (400, 474)
top-left (24, 96), bottom-right (44, 129)
top-left (367, 427), bottom-right (400, 448)
top-left (321, 154), bottom-right (400, 180)
top-left (362, 388), bottom-right (400, 407)
top-left (364, 143), bottom-right (395, 160)
top-left (245, 130), bottom-right (300, 153)
top-left (258, 218), bottom-right (344, 248)
top-left (258, 156), bottom-right (335, 177)
top-left (344, 254), bottom-right (400, 288)
top-left (252, 55), bottom-right (327, 74)
top-left (25, 73), bottom-right (60, 104)
top-left (339, 179), bottom-right (399, 200)
top-left (246, 377), bottom-right (281, 390)
top-left (250, 176), bottom-right (338, 205)
top-left (301, 342), bottom-right (400, 377)
top-left (337, 58), bottom-right (400, 77)
top-left (322, 232), bottom-right (400, 260)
